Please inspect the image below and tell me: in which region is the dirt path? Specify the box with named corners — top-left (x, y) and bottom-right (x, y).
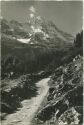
top-left (1, 78), bottom-right (50, 125)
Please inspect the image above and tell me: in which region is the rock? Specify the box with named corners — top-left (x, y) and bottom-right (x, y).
top-left (1, 102), bottom-right (13, 113)
top-left (36, 55), bottom-right (83, 124)
top-left (37, 104), bottom-right (56, 121)
top-left (49, 87), bottom-right (55, 94)
top-left (58, 107), bottom-right (82, 125)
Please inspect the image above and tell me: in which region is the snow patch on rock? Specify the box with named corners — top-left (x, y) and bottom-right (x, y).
top-left (17, 38), bottom-right (31, 43)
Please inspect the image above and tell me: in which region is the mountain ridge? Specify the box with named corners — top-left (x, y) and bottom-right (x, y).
top-left (1, 18), bottom-right (74, 47)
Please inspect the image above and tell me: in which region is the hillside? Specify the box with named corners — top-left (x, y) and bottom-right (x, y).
top-left (34, 30), bottom-right (83, 124)
top-left (35, 54), bottom-right (83, 125)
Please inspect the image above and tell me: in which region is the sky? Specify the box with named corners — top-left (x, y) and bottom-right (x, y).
top-left (1, 1), bottom-right (83, 35)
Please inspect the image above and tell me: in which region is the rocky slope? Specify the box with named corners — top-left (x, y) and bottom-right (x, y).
top-left (35, 55), bottom-right (83, 125)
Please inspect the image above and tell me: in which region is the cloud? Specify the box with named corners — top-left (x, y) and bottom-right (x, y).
top-left (29, 6), bottom-right (36, 13)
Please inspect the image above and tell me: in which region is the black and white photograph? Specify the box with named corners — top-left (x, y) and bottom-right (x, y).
top-left (0, 0), bottom-right (83, 125)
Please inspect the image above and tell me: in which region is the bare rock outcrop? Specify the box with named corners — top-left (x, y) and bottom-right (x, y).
top-left (36, 55), bottom-right (83, 125)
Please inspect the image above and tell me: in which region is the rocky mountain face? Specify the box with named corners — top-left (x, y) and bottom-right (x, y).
top-left (1, 5), bottom-right (74, 46)
top-left (1, 17), bottom-right (74, 45)
top-left (35, 54), bottom-right (83, 125)
top-left (1, 14), bottom-right (74, 79)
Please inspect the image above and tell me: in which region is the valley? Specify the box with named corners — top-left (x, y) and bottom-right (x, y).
top-left (1, 3), bottom-right (83, 125)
